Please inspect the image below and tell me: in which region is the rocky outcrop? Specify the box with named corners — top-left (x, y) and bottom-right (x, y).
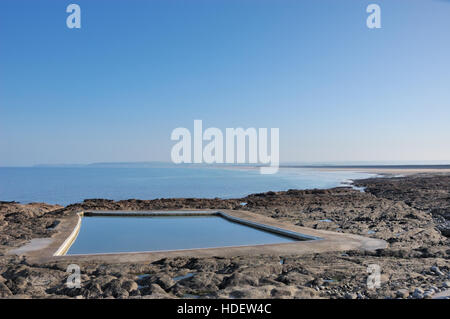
top-left (0, 174), bottom-right (449, 299)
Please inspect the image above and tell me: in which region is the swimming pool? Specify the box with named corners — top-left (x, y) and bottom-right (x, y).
top-left (64, 211), bottom-right (305, 255)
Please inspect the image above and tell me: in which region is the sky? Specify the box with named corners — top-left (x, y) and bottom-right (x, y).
top-left (0, 0), bottom-right (449, 166)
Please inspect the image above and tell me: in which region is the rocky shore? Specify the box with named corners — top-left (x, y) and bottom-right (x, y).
top-left (0, 174), bottom-right (449, 299)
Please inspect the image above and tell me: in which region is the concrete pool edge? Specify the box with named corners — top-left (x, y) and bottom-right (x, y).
top-left (217, 211), bottom-right (320, 241)
top-left (53, 212), bottom-right (83, 256)
top-left (18, 209), bottom-right (387, 263)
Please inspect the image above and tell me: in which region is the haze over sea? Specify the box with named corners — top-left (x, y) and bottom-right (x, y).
top-left (0, 163), bottom-right (376, 206)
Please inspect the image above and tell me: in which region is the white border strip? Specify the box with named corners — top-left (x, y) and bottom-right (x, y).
top-left (217, 211), bottom-right (321, 241)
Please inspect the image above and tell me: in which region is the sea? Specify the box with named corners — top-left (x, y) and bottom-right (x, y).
top-left (0, 164), bottom-right (375, 206)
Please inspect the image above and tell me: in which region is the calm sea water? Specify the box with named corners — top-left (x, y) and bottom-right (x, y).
top-left (0, 165), bottom-right (374, 206)
top-left (67, 215), bottom-right (295, 255)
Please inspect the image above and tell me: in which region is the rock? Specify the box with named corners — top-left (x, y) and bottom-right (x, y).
top-left (148, 283), bottom-right (166, 295)
top-left (309, 278), bottom-right (324, 287)
top-left (423, 291), bottom-right (433, 299)
top-left (102, 279), bottom-right (125, 298)
top-left (293, 287), bottom-right (318, 298)
top-left (413, 287), bottom-right (424, 294)
top-left (84, 282), bottom-right (102, 298)
top-left (176, 272), bottom-right (220, 292)
top-left (115, 289), bottom-right (129, 299)
top-left (154, 275), bottom-right (175, 291)
top-left (344, 293), bottom-right (357, 299)
top-left (430, 266), bottom-right (445, 276)
top-left (12, 276), bottom-right (27, 291)
top-left (140, 284), bottom-right (172, 298)
top-left (1, 175), bottom-right (450, 299)
top-left (3, 294), bottom-right (32, 299)
top-left (0, 282), bottom-right (13, 297)
top-left (270, 287), bottom-right (293, 298)
top-left (396, 289), bottom-right (409, 298)
top-left (412, 288), bottom-right (424, 299)
top-left (277, 272), bottom-right (313, 285)
top-left (228, 288), bottom-right (264, 299)
top-left (220, 273), bottom-right (259, 288)
top-left (437, 224), bottom-right (450, 237)
top-left (121, 280), bottom-right (138, 293)
top-left (430, 286), bottom-right (439, 293)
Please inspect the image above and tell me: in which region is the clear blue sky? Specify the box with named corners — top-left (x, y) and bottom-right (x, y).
top-left (0, 0), bottom-right (449, 166)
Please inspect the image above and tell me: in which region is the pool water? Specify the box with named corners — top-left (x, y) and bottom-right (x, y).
top-left (66, 215), bottom-right (297, 255)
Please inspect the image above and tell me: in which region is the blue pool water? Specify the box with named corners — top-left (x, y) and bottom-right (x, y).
top-left (67, 215), bottom-right (296, 254)
top-left (0, 165), bottom-right (374, 205)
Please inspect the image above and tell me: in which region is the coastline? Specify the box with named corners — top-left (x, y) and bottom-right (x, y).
top-left (315, 167), bottom-right (450, 176)
top-left (0, 173), bottom-right (449, 299)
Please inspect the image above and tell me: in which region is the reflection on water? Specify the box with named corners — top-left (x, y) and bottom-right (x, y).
top-left (67, 216), bottom-right (296, 255)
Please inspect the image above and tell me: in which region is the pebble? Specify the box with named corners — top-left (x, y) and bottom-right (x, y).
top-left (424, 289), bottom-right (435, 296)
top-left (443, 281), bottom-right (450, 289)
top-left (430, 266), bottom-right (445, 276)
top-left (412, 288), bottom-right (424, 299)
top-left (423, 292), bottom-right (433, 299)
